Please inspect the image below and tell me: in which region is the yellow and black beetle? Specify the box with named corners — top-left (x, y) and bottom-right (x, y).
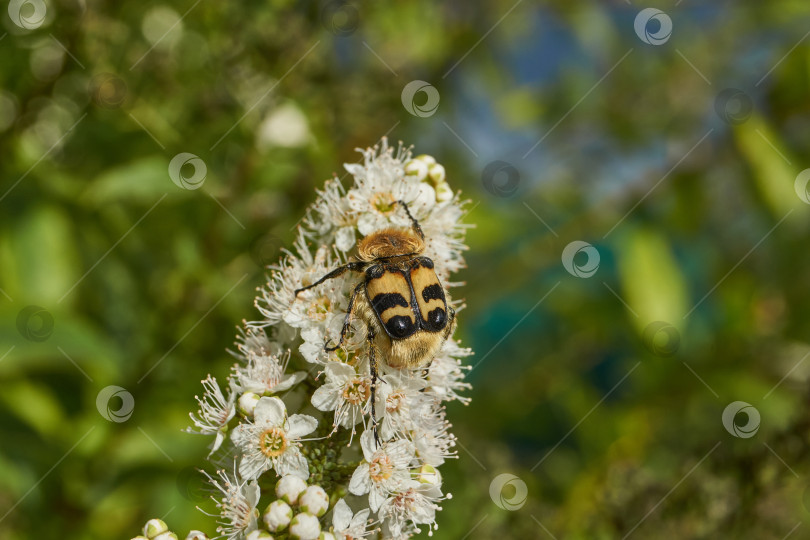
top-left (294, 200), bottom-right (456, 440)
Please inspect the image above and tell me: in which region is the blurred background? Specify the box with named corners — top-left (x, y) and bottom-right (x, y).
top-left (2, 0), bottom-right (810, 538)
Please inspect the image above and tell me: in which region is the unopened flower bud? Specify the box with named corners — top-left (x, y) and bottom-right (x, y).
top-left (415, 154), bottom-right (436, 166)
top-left (131, 537), bottom-right (149, 540)
top-left (427, 163), bottom-right (445, 186)
top-left (404, 159), bottom-right (428, 182)
top-left (299, 485), bottom-right (329, 517)
top-left (435, 182), bottom-right (453, 203)
top-left (414, 183), bottom-right (436, 208)
top-left (185, 532), bottom-right (210, 540)
top-left (263, 500), bottom-right (293, 532)
top-left (417, 463), bottom-right (442, 486)
top-left (276, 475), bottom-right (307, 505)
top-left (144, 519), bottom-right (169, 538)
top-left (153, 533), bottom-right (178, 540)
top-left (245, 531), bottom-right (275, 540)
top-left (238, 391), bottom-right (261, 417)
top-left (290, 513), bottom-right (321, 540)
top-left (319, 533), bottom-right (337, 540)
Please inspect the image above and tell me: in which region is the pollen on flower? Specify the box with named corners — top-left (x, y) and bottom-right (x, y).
top-left (342, 377), bottom-right (371, 405)
top-left (369, 192), bottom-right (398, 215)
top-left (306, 296), bottom-right (332, 321)
top-left (370, 454), bottom-right (395, 483)
top-left (386, 390), bottom-right (406, 413)
top-left (259, 427), bottom-right (289, 458)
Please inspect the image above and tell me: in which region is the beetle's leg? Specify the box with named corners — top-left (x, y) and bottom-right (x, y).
top-left (368, 326), bottom-right (381, 448)
top-left (396, 200), bottom-right (425, 240)
top-left (324, 282), bottom-right (364, 352)
top-left (294, 261), bottom-right (366, 297)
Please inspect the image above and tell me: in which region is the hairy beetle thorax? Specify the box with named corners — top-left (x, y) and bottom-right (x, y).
top-left (356, 227), bottom-right (425, 262)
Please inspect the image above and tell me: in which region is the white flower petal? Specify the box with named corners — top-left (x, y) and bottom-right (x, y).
top-left (239, 453), bottom-right (267, 480)
top-left (369, 486), bottom-right (385, 512)
top-left (332, 499), bottom-right (353, 531)
top-left (286, 414), bottom-right (318, 438)
top-left (276, 447), bottom-right (309, 480)
top-left (311, 383), bottom-right (340, 412)
top-left (343, 163), bottom-right (364, 176)
top-left (299, 341), bottom-right (325, 364)
top-left (230, 423), bottom-right (249, 445)
top-left (350, 508), bottom-right (370, 530)
top-left (326, 361), bottom-right (356, 381)
top-left (209, 430), bottom-right (226, 456)
top-left (244, 480), bottom-right (261, 507)
top-left (387, 439), bottom-right (415, 463)
top-left (335, 227), bottom-right (356, 252)
top-left (357, 213), bottom-right (381, 236)
top-left (254, 396), bottom-right (286, 426)
top-left (348, 463), bottom-right (370, 495)
top-left (379, 419), bottom-right (396, 441)
top-left (273, 371), bottom-right (307, 392)
top-left (359, 429), bottom-right (377, 461)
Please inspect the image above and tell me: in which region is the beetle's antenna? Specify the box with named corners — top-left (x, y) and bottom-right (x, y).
top-left (396, 200), bottom-right (425, 240)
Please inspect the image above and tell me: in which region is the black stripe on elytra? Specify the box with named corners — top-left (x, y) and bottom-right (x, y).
top-left (426, 307), bottom-right (447, 329)
top-left (371, 292), bottom-right (409, 313)
top-left (385, 315), bottom-right (417, 339)
top-left (421, 284), bottom-right (444, 302)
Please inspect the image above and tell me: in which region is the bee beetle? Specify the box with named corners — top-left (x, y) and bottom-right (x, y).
top-left (294, 200), bottom-right (456, 439)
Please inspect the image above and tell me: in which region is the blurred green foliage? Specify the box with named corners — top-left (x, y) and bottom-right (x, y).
top-left (2, 1), bottom-right (810, 538)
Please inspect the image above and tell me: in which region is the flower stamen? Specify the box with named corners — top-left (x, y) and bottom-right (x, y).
top-left (306, 296), bottom-right (332, 321)
top-left (259, 427), bottom-right (289, 458)
top-left (369, 454), bottom-right (394, 483)
top-left (342, 378), bottom-right (371, 405)
top-left (369, 192), bottom-right (397, 215)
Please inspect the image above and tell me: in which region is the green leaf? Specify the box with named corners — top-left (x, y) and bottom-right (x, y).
top-left (84, 156), bottom-right (172, 205)
top-left (734, 115), bottom-right (801, 217)
top-left (617, 226), bottom-right (688, 333)
top-left (0, 379), bottom-right (65, 437)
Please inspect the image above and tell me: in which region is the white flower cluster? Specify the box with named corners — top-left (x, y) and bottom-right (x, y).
top-left (131, 518), bottom-right (208, 540)
top-left (135, 140), bottom-right (472, 540)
